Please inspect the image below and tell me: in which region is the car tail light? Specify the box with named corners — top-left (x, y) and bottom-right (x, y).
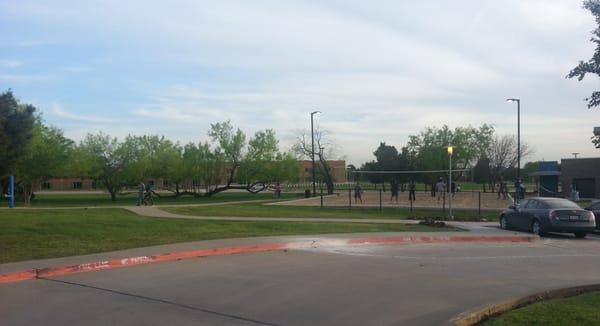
top-left (587, 212), bottom-right (595, 222)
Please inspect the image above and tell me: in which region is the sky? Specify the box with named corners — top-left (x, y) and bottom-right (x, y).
top-left (1, 0), bottom-right (599, 166)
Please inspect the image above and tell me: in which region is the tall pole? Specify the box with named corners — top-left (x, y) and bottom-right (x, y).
top-left (310, 111), bottom-right (320, 196)
top-left (517, 99), bottom-right (520, 181)
top-left (448, 146), bottom-right (453, 220)
top-left (507, 98), bottom-right (521, 202)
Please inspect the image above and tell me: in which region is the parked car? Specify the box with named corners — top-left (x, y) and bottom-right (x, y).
top-left (585, 201), bottom-right (600, 230)
top-left (499, 197), bottom-right (596, 238)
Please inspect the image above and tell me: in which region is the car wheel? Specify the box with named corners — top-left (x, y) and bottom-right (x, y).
top-left (574, 232), bottom-right (587, 239)
top-left (500, 216), bottom-right (508, 230)
top-left (531, 220), bottom-right (545, 236)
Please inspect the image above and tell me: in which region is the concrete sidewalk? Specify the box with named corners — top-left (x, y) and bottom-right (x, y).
top-left (125, 205), bottom-right (501, 228)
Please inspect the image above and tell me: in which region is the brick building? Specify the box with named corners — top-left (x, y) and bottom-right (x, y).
top-left (561, 157), bottom-right (600, 198)
top-left (297, 160), bottom-right (347, 183)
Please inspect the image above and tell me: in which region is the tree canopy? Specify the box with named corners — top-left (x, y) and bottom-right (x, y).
top-left (567, 0), bottom-right (600, 109)
top-left (0, 90), bottom-right (36, 180)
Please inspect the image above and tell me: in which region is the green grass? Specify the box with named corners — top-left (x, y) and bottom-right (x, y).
top-left (0, 208), bottom-right (455, 263)
top-left (165, 203), bottom-right (500, 221)
top-left (22, 191), bottom-right (299, 207)
top-left (483, 291), bottom-right (600, 326)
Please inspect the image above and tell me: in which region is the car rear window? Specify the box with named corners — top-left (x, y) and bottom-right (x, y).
top-left (543, 199), bottom-right (581, 209)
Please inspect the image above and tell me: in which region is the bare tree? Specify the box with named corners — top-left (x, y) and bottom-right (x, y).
top-left (487, 135), bottom-right (534, 190)
top-left (292, 128), bottom-right (338, 194)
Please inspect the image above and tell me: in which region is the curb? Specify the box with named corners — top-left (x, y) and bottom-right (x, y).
top-left (0, 234), bottom-right (537, 285)
top-left (451, 284), bottom-right (600, 326)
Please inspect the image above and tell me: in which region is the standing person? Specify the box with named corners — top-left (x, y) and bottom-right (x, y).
top-left (390, 180), bottom-right (399, 203)
top-left (431, 181), bottom-right (436, 197)
top-left (137, 181), bottom-right (145, 206)
top-left (497, 178), bottom-right (506, 199)
top-left (274, 182), bottom-right (282, 198)
top-left (435, 177), bottom-right (446, 202)
top-left (518, 179), bottom-right (526, 199)
top-left (514, 178), bottom-right (521, 200)
top-left (409, 180), bottom-right (416, 202)
top-left (144, 182), bottom-right (154, 206)
top-left (354, 183), bottom-right (363, 204)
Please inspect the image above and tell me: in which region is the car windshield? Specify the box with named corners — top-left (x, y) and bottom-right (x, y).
top-left (543, 199), bottom-right (581, 209)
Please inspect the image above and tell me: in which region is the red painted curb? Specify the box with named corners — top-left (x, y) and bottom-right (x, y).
top-left (0, 235), bottom-right (535, 284)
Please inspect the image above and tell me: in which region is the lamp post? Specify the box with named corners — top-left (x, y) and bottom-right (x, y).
top-left (310, 111), bottom-right (321, 196)
top-left (447, 146), bottom-right (454, 220)
top-left (506, 98), bottom-right (521, 180)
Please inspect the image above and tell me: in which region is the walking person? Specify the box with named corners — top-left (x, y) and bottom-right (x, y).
top-left (390, 180), bottom-right (399, 203)
top-left (144, 182), bottom-right (154, 206)
top-left (497, 178), bottom-right (506, 199)
top-left (354, 183), bottom-right (363, 204)
top-left (408, 180), bottom-right (416, 202)
top-left (137, 181), bottom-right (145, 206)
top-left (435, 177), bottom-right (446, 202)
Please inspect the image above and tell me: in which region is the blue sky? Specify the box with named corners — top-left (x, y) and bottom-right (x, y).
top-left (1, 0), bottom-right (599, 165)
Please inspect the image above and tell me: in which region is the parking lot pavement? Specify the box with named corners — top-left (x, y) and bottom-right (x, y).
top-left (2, 234), bottom-right (600, 326)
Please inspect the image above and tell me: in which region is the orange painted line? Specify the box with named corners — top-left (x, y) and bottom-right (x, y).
top-left (5, 243), bottom-right (289, 281)
top-left (0, 270), bottom-right (37, 283)
top-left (0, 235), bottom-right (535, 285)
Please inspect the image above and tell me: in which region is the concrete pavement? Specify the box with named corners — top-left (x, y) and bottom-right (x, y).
top-left (2, 235), bottom-right (600, 325)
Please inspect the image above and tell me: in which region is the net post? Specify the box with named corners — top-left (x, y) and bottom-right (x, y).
top-left (348, 188), bottom-right (351, 209)
top-left (478, 192), bottom-right (481, 218)
top-left (320, 186), bottom-right (323, 208)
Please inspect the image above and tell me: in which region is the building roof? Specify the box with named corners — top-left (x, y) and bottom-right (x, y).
top-left (529, 171), bottom-right (561, 177)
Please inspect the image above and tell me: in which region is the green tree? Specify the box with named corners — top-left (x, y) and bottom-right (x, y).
top-left (16, 121), bottom-right (73, 205)
top-left (567, 0), bottom-right (600, 109)
top-left (0, 90), bottom-right (36, 187)
top-left (75, 132), bottom-right (129, 201)
top-left (405, 124), bottom-right (494, 184)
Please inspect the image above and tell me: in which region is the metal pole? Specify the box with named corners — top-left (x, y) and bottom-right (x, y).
top-left (349, 188), bottom-right (352, 209)
top-left (449, 153), bottom-right (453, 220)
top-left (311, 112), bottom-right (316, 196)
top-left (320, 186), bottom-right (323, 208)
top-left (478, 191), bottom-right (481, 218)
top-left (517, 99), bottom-right (521, 181)
top-left (9, 175), bottom-right (15, 208)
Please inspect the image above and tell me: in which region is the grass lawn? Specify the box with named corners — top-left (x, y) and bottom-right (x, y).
top-left (483, 291), bottom-right (600, 326)
top-left (164, 203), bottom-right (501, 221)
top-left (0, 208), bottom-right (456, 264)
top-left (24, 191), bottom-right (299, 207)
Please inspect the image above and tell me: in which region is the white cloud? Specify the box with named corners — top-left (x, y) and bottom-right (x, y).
top-left (0, 60), bottom-right (22, 68)
top-left (51, 105), bottom-right (117, 123)
top-left (2, 0), bottom-right (599, 165)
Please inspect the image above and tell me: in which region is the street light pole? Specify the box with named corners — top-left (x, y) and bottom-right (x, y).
top-left (506, 98), bottom-right (521, 180)
top-left (447, 146), bottom-right (454, 220)
top-left (310, 111), bottom-right (320, 196)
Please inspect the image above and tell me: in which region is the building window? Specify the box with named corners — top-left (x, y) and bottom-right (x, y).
top-left (42, 182), bottom-right (51, 190)
top-left (73, 182), bottom-right (82, 189)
